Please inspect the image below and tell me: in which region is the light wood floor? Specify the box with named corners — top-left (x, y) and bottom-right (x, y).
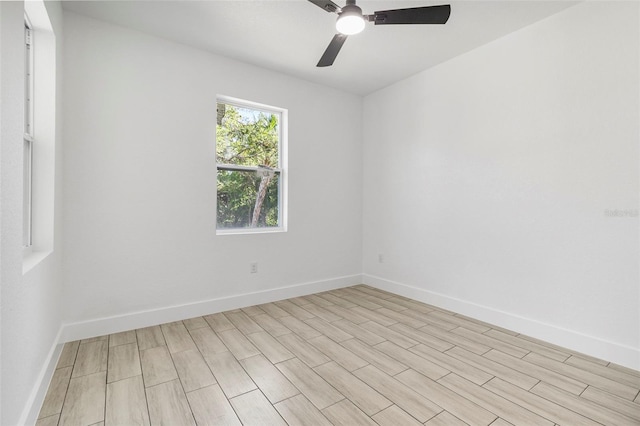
top-left (37, 285), bottom-right (640, 426)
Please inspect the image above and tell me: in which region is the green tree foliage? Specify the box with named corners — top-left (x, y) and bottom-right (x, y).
top-left (216, 104), bottom-right (280, 229)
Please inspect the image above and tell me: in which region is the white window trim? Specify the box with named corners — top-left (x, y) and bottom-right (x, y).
top-left (215, 95), bottom-right (288, 235)
top-left (23, 18), bottom-right (34, 251)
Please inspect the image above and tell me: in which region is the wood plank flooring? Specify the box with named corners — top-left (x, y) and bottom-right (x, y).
top-left (37, 285), bottom-right (640, 426)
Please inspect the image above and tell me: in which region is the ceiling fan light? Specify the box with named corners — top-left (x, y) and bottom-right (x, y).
top-left (336, 5), bottom-right (365, 35)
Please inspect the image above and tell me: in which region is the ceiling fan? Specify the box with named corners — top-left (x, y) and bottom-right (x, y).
top-left (308, 0), bottom-right (451, 67)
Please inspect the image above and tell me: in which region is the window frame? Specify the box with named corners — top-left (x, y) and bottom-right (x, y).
top-left (23, 17), bottom-right (34, 249)
top-left (215, 96), bottom-right (288, 235)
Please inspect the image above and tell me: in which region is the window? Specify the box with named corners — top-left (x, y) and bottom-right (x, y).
top-left (216, 97), bottom-right (287, 233)
top-left (23, 19), bottom-right (34, 248)
top-left (22, 0), bottom-right (57, 272)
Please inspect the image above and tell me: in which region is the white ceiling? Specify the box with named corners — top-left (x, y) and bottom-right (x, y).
top-left (62, 0), bottom-right (578, 95)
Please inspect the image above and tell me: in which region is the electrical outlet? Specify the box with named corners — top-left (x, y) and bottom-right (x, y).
top-left (250, 262), bottom-right (258, 273)
top-left (378, 254), bottom-right (384, 263)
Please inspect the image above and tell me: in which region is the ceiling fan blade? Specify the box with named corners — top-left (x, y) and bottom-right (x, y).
top-left (308, 0), bottom-right (341, 14)
top-left (371, 5), bottom-right (451, 25)
top-left (317, 34), bottom-right (348, 67)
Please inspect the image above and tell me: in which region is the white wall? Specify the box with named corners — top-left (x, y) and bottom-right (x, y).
top-left (3, 1), bottom-right (637, 422)
top-left (0, 1), bottom-right (65, 425)
top-left (62, 12), bottom-right (363, 327)
top-left (362, 1), bottom-right (639, 368)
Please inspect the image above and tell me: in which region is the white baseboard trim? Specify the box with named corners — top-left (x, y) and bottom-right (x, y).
top-left (21, 274), bottom-right (360, 425)
top-left (25, 271), bottom-right (637, 424)
top-left (61, 274), bottom-right (363, 343)
top-left (363, 274), bottom-right (640, 371)
top-left (19, 325), bottom-right (64, 426)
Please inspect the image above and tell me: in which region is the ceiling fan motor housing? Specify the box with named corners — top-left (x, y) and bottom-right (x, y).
top-left (340, 4), bottom-right (363, 17)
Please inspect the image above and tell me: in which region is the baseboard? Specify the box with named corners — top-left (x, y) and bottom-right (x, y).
top-left (61, 274), bottom-right (363, 343)
top-left (26, 271), bottom-right (636, 425)
top-left (18, 325), bottom-right (64, 426)
top-left (20, 274), bottom-right (361, 425)
top-left (363, 274), bottom-right (640, 371)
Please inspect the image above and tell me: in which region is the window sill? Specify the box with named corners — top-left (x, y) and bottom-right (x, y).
top-left (217, 227), bottom-right (286, 236)
top-left (23, 248), bottom-right (53, 274)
